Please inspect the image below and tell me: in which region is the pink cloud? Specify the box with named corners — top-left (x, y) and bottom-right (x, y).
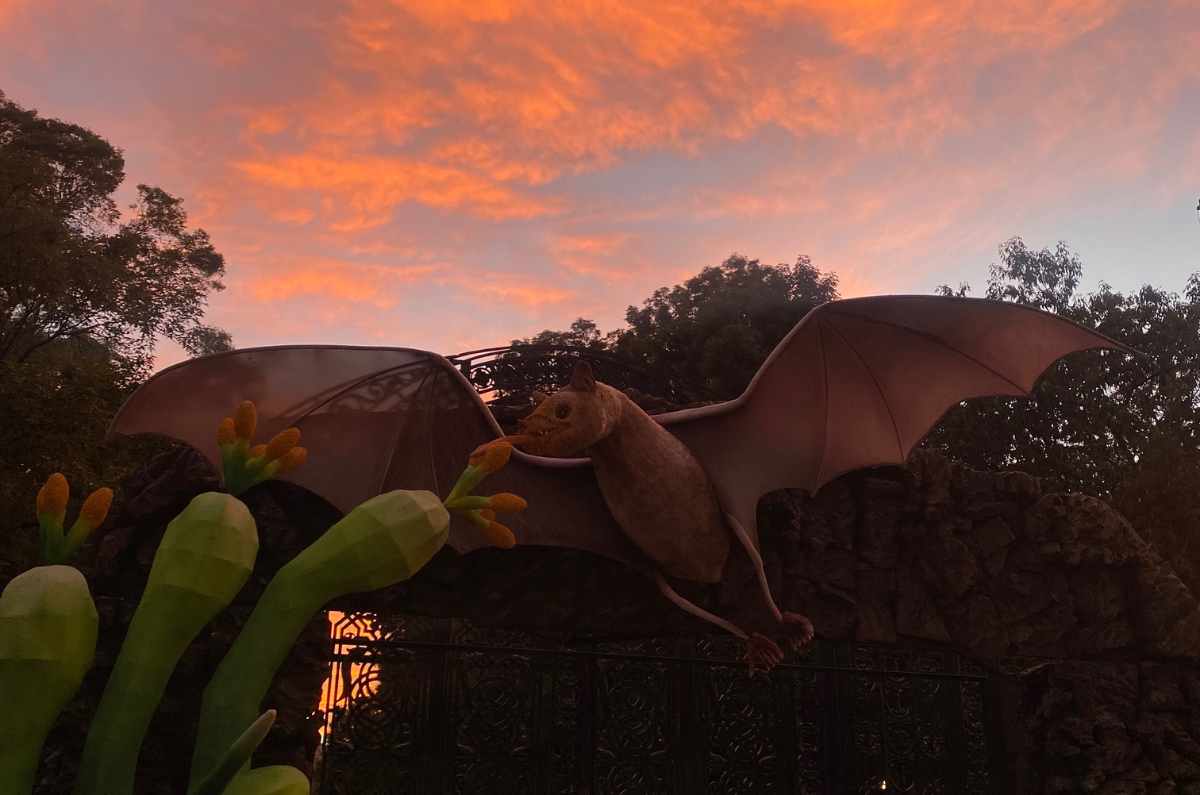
top-left (448, 272), bottom-right (577, 308)
top-left (241, 258), bottom-right (440, 307)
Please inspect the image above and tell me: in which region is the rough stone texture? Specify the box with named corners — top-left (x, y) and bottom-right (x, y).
top-left (1016, 660), bottom-right (1200, 794)
top-left (16, 444), bottom-right (1200, 793)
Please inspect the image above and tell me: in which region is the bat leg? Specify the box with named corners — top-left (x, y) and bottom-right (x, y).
top-left (724, 512), bottom-right (783, 622)
top-left (654, 572), bottom-right (784, 674)
top-left (725, 513), bottom-right (815, 654)
top-left (654, 571), bottom-right (747, 638)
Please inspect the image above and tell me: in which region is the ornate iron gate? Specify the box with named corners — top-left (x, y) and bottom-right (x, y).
top-left (315, 612), bottom-right (1004, 794)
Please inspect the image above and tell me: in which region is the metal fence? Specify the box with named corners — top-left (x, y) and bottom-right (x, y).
top-left (315, 612), bottom-right (1004, 794)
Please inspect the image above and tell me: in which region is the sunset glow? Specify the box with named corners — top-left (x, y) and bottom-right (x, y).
top-left (2, 1), bottom-right (1197, 367)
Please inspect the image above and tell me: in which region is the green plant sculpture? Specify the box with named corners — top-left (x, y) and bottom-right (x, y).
top-left (73, 490), bottom-right (260, 792)
top-left (0, 474), bottom-right (108, 793)
top-left (189, 436), bottom-right (524, 789)
top-left (190, 710), bottom-right (308, 795)
top-left (1, 399), bottom-right (523, 794)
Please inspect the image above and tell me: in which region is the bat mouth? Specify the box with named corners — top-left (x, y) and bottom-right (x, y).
top-left (512, 418), bottom-right (568, 455)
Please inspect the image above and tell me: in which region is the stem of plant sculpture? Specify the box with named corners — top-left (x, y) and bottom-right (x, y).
top-left (74, 492), bottom-right (258, 795)
top-left (0, 566), bottom-right (98, 795)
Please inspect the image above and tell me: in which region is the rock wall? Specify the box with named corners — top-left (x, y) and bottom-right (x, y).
top-left (777, 452), bottom-right (1200, 793)
top-left (779, 451), bottom-right (1200, 661)
top-left (1015, 660), bottom-right (1200, 794)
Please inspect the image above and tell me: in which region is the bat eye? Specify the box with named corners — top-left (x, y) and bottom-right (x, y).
top-left (555, 403), bottom-right (571, 419)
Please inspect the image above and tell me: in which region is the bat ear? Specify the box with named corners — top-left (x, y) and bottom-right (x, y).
top-left (570, 360), bottom-right (596, 391)
top-left (532, 390), bottom-right (550, 405)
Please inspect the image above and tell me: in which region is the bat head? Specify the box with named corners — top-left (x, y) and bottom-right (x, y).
top-left (515, 360), bottom-right (619, 456)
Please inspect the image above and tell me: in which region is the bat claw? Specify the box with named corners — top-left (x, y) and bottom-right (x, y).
top-left (781, 611), bottom-right (815, 654)
top-left (743, 633), bottom-right (784, 675)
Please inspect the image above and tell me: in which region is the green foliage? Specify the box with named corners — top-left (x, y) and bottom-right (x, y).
top-left (611, 253), bottom-right (840, 399)
top-left (0, 91), bottom-right (231, 372)
top-left (487, 256), bottom-right (838, 405)
top-left (512, 317), bottom-right (607, 350)
top-left (1112, 439), bottom-right (1200, 592)
top-left (0, 341), bottom-right (142, 524)
top-left (925, 237), bottom-right (1200, 498)
top-left (924, 237), bottom-right (1200, 593)
top-left (0, 90), bottom-right (230, 566)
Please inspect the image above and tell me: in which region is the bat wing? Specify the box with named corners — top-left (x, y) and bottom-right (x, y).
top-left (656, 295), bottom-right (1139, 543)
top-left (107, 345), bottom-right (645, 565)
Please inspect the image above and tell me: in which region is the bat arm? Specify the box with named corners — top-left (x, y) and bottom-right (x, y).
top-left (511, 449), bottom-right (594, 468)
top-left (654, 398), bottom-right (743, 427)
top-left (649, 294), bottom-right (1149, 432)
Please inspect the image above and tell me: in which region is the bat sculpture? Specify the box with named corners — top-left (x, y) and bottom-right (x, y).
top-left (108, 295), bottom-right (1136, 671)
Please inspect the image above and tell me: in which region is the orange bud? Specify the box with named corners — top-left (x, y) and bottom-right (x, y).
top-left (79, 487), bottom-right (114, 529)
top-left (249, 444), bottom-right (268, 459)
top-left (276, 446), bottom-right (308, 474)
top-left (217, 417), bottom-right (237, 446)
top-left (480, 509), bottom-right (496, 522)
top-left (234, 400), bottom-right (257, 441)
top-left (37, 472), bottom-right (69, 522)
top-left (481, 520), bottom-right (516, 549)
top-left (467, 441), bottom-right (513, 473)
top-left (487, 493), bottom-right (527, 513)
top-left (264, 427), bottom-right (301, 461)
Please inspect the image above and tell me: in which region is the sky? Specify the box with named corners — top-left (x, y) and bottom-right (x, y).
top-left (2, 0), bottom-right (1199, 370)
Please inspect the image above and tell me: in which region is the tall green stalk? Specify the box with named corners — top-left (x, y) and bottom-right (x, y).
top-left (74, 492), bottom-right (258, 795)
top-left (0, 565), bottom-right (98, 794)
top-left (188, 489), bottom-right (450, 787)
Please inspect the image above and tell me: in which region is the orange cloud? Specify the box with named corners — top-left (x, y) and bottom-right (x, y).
top-left (7, 0), bottom-right (1197, 365)
top-left (270, 206), bottom-right (315, 225)
top-left (235, 153), bottom-right (560, 228)
top-left (448, 272), bottom-right (577, 308)
top-left (245, 259), bottom-right (440, 307)
top-left (547, 232), bottom-right (650, 282)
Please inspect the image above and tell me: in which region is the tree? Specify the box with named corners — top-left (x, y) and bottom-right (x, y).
top-left (0, 91), bottom-right (231, 558)
top-left (923, 238), bottom-right (1200, 590)
top-left (468, 256), bottom-right (838, 416)
top-left (924, 237), bottom-right (1199, 498)
top-left (511, 317), bottom-right (606, 350)
top-left (610, 254), bottom-right (840, 399)
top-left (479, 319), bottom-right (624, 410)
top-left (0, 93), bottom-right (231, 372)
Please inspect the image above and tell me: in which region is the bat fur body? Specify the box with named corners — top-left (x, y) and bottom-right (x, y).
top-left (516, 369), bottom-right (730, 583)
top-left (504, 362), bottom-right (813, 671)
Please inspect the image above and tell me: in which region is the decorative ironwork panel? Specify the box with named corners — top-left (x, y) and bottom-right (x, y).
top-left (445, 344), bottom-right (703, 414)
top-left (594, 654), bottom-right (676, 793)
top-left (317, 613), bottom-right (1005, 794)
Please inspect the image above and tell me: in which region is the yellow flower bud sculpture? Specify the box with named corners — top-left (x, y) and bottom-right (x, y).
top-left (217, 402), bottom-right (307, 497)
